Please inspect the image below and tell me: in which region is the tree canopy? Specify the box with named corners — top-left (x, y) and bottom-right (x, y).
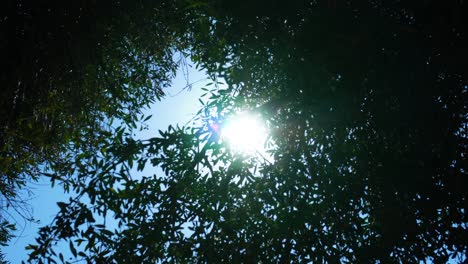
top-left (1, 0), bottom-right (467, 263)
top-left (1, 0), bottom-right (185, 259)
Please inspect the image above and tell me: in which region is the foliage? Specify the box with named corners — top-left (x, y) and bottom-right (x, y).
top-left (0, 0), bottom-right (186, 257)
top-left (0, 0), bottom-right (182, 182)
top-left (4, 0), bottom-right (468, 263)
top-left (0, 221), bottom-right (15, 263)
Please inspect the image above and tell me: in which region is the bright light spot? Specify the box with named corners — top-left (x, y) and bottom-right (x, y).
top-left (221, 113), bottom-right (267, 154)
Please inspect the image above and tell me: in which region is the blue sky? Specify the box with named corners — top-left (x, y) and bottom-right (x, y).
top-left (3, 59), bottom-right (208, 263)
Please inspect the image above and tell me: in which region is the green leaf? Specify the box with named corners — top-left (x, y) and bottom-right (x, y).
top-left (69, 240), bottom-right (77, 258)
top-left (143, 115), bottom-right (153, 122)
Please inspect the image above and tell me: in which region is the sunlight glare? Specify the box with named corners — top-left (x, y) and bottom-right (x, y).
top-left (221, 113), bottom-right (267, 153)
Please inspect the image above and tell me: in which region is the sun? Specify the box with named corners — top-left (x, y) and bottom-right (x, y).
top-left (221, 113), bottom-right (267, 154)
